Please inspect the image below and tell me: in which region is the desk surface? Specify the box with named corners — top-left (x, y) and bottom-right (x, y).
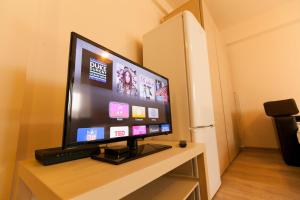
top-left (18, 141), bottom-right (205, 200)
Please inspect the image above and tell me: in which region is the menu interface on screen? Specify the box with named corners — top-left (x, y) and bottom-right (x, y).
top-left (65, 36), bottom-right (172, 145)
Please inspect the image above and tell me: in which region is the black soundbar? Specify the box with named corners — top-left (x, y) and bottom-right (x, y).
top-left (35, 145), bottom-right (100, 165)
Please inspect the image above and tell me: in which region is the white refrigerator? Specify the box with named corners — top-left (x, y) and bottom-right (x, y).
top-left (143, 11), bottom-right (221, 199)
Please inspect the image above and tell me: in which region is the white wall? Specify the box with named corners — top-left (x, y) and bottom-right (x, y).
top-left (0, 0), bottom-right (39, 198)
top-left (1, 0), bottom-right (165, 198)
top-left (222, 1), bottom-right (300, 148)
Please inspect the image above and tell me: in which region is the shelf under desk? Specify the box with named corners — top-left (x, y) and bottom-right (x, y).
top-left (122, 175), bottom-right (199, 200)
top-left (18, 141), bottom-right (209, 200)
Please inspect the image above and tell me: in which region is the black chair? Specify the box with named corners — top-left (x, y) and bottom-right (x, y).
top-left (263, 99), bottom-right (300, 166)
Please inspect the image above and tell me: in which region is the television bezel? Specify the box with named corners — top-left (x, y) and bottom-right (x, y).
top-left (62, 32), bottom-right (173, 148)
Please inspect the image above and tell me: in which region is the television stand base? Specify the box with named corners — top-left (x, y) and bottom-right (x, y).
top-left (91, 143), bottom-right (172, 165)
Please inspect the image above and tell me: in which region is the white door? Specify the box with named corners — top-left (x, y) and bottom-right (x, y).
top-left (191, 126), bottom-right (221, 198)
top-left (183, 11), bottom-right (215, 128)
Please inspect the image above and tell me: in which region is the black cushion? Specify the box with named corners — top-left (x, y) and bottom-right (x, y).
top-left (263, 98), bottom-right (300, 167)
top-left (264, 99), bottom-right (299, 117)
top-left (273, 117), bottom-right (300, 165)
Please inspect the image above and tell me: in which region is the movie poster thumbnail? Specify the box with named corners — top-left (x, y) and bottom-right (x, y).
top-left (155, 80), bottom-right (168, 103)
top-left (81, 49), bottom-right (113, 90)
top-left (139, 74), bottom-right (155, 101)
top-left (115, 63), bottom-right (138, 97)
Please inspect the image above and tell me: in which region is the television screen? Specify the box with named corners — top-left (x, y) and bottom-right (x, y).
top-left (63, 33), bottom-right (172, 148)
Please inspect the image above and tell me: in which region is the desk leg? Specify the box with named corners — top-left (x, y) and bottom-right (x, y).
top-left (197, 153), bottom-right (209, 200)
top-left (12, 177), bottom-right (32, 200)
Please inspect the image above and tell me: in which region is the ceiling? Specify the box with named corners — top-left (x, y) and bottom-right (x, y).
top-left (166, 0), bottom-right (294, 29)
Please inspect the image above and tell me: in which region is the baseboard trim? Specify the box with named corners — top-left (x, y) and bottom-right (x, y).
top-left (241, 146), bottom-right (280, 152)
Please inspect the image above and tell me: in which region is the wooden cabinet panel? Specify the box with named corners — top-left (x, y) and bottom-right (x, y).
top-left (215, 32), bottom-right (240, 162)
top-left (202, 1), bottom-right (240, 169)
top-left (202, 2), bottom-right (230, 174)
top-left (162, 0), bottom-right (204, 26)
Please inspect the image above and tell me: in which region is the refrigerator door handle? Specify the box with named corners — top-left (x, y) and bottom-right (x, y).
top-left (189, 124), bottom-right (214, 130)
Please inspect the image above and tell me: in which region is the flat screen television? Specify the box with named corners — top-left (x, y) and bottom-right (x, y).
top-left (62, 32), bottom-right (173, 164)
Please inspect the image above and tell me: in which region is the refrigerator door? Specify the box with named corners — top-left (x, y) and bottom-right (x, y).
top-left (191, 126), bottom-right (221, 198)
top-left (143, 14), bottom-right (192, 141)
top-left (182, 11), bottom-right (215, 128)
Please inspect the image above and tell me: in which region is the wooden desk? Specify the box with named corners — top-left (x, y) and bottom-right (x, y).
top-left (18, 141), bottom-right (208, 200)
